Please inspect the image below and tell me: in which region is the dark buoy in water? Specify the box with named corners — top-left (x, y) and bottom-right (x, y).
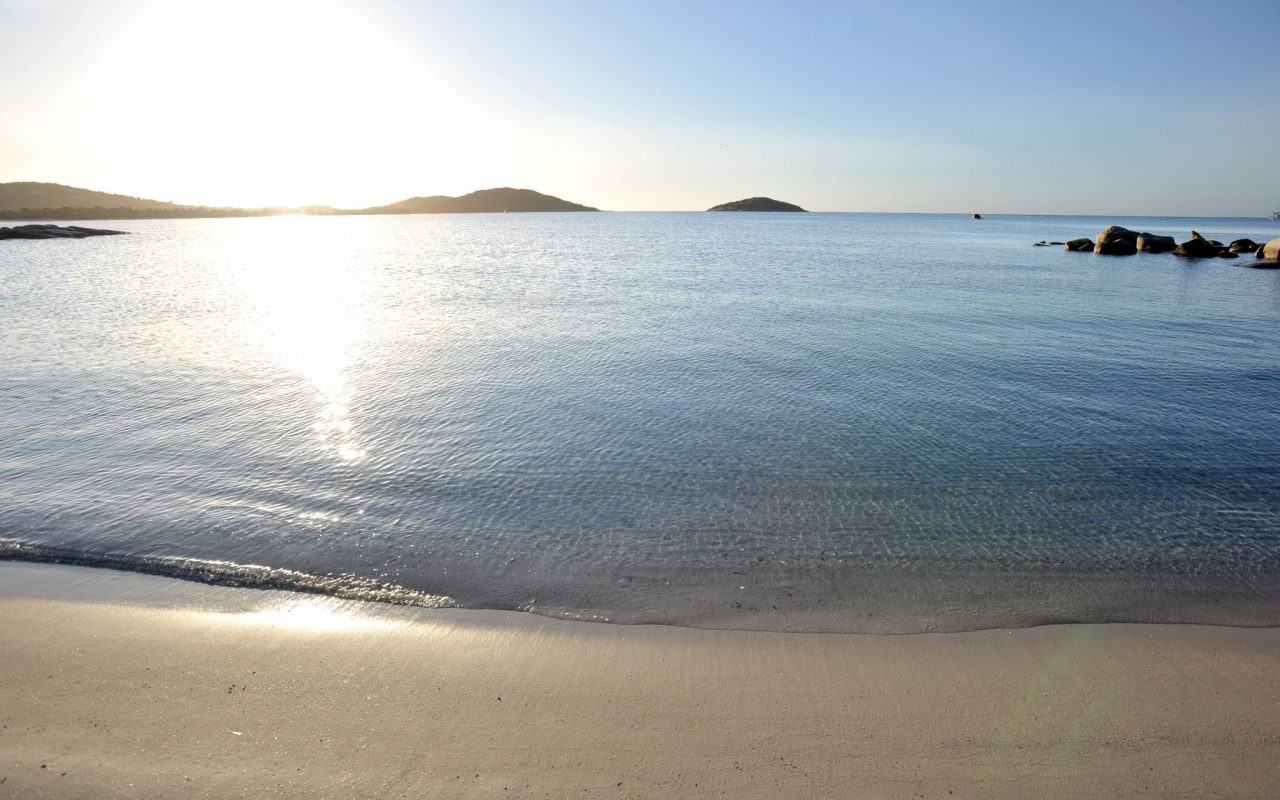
top-left (972, 213), bottom-right (982, 219)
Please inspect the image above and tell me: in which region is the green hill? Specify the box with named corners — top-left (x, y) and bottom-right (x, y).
top-left (365, 187), bottom-right (597, 214)
top-left (708, 197), bottom-right (807, 212)
top-left (0, 183), bottom-right (598, 219)
top-left (0, 182), bottom-right (181, 213)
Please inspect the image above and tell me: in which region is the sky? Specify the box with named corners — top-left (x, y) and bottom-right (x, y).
top-left (1, 0), bottom-right (1278, 214)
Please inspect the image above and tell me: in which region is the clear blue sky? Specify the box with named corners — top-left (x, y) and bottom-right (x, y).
top-left (2, 0), bottom-right (1277, 213)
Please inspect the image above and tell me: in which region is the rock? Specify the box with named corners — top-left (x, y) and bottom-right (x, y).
top-left (66, 225), bottom-right (128, 236)
top-left (1136, 233), bottom-right (1176, 253)
top-left (1065, 238), bottom-right (1094, 251)
top-left (1095, 226), bottom-right (1140, 247)
top-left (1095, 240), bottom-right (1137, 255)
top-left (1173, 236), bottom-right (1220, 258)
top-left (972, 213), bottom-right (982, 219)
top-left (1216, 249), bottom-right (1239, 259)
top-left (1256, 237), bottom-right (1280, 260)
top-left (1228, 239), bottom-right (1259, 254)
top-left (0, 224), bottom-right (128, 240)
top-left (0, 227), bottom-right (52, 239)
top-left (1186, 231), bottom-right (1225, 247)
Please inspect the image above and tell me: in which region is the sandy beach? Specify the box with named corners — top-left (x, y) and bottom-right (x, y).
top-left (1, 562), bottom-right (1277, 799)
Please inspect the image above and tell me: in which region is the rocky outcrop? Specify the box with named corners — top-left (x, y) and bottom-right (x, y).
top-left (1136, 233), bottom-right (1176, 253)
top-left (1095, 226), bottom-right (1139, 245)
top-left (1092, 226), bottom-right (1140, 255)
top-left (1060, 226), bottom-right (1269, 263)
top-left (707, 197), bottom-right (808, 212)
top-left (0, 224), bottom-right (128, 240)
top-left (1095, 240), bottom-right (1138, 255)
top-left (1173, 231), bottom-right (1221, 258)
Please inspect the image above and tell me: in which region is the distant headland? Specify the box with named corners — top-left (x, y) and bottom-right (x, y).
top-left (707, 197), bottom-right (807, 212)
top-left (0, 183), bottom-right (597, 221)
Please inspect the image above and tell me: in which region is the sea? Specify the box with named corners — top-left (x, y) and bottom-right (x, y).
top-left (2, 212), bottom-right (1278, 632)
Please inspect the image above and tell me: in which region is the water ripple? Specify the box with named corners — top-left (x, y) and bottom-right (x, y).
top-left (1, 212), bottom-right (1278, 631)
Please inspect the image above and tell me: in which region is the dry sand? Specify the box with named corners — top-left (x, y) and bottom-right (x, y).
top-left (0, 562), bottom-right (1277, 799)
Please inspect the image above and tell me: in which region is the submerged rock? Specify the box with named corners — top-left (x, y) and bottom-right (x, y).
top-left (0, 224), bottom-right (128, 240)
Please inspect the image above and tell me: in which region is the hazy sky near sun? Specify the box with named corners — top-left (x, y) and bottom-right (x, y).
top-left (2, 0), bottom-right (1278, 214)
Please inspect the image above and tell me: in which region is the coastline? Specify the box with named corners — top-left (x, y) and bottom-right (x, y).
top-left (2, 562), bottom-right (1277, 798)
top-left (6, 538), bottom-right (1279, 633)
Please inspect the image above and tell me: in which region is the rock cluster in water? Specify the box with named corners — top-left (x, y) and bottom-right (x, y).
top-left (0, 224), bottom-right (129, 240)
top-left (1051, 226), bottom-right (1279, 268)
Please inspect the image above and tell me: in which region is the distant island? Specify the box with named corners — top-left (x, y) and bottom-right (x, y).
top-left (0, 183), bottom-right (598, 221)
top-left (707, 197), bottom-right (807, 212)
top-left (356, 188), bottom-right (596, 215)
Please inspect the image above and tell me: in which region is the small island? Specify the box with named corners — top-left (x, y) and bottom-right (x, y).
top-left (359, 187), bottom-right (597, 214)
top-left (707, 197), bottom-right (807, 212)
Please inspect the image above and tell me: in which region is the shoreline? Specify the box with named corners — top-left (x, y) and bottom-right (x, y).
top-left (2, 562), bottom-right (1278, 798)
top-left (5, 541), bottom-right (1279, 634)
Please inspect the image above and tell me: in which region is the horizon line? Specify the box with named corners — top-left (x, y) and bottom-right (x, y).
top-left (2, 180), bottom-right (1277, 220)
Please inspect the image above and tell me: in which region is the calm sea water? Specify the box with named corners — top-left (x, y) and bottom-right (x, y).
top-left (2, 212), bottom-right (1278, 631)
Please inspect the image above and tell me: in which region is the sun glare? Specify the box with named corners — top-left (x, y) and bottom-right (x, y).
top-left (228, 216), bottom-right (369, 462)
top-left (68, 0), bottom-right (482, 208)
top-left (214, 596), bottom-right (399, 632)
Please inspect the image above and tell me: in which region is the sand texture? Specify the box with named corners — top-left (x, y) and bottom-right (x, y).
top-left (0, 563), bottom-right (1277, 799)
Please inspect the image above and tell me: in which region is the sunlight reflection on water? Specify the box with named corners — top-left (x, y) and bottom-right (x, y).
top-left (2, 212), bottom-right (1278, 632)
top-left (229, 217), bottom-right (369, 463)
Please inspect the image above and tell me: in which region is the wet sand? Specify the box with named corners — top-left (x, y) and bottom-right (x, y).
top-left (1, 562), bottom-right (1277, 798)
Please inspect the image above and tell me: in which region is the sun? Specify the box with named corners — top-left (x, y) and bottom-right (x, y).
top-left (65, 0), bottom-right (484, 208)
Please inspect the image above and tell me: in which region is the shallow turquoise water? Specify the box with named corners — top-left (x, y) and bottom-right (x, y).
top-left (2, 212), bottom-right (1278, 631)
